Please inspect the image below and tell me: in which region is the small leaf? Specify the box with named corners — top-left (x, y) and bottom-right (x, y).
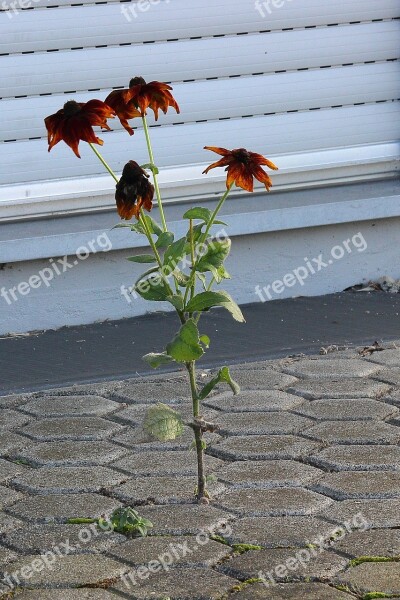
top-left (140, 162), bottom-right (160, 175)
top-left (144, 403), bottom-right (184, 441)
top-left (186, 290), bottom-right (245, 323)
top-left (199, 334), bottom-right (210, 348)
top-left (167, 294), bottom-right (184, 311)
top-left (174, 270), bottom-right (191, 287)
top-left (142, 352), bottom-right (175, 369)
top-left (127, 255), bottom-right (157, 264)
top-left (196, 239), bottom-right (231, 273)
top-left (156, 231), bottom-right (174, 248)
top-left (143, 215), bottom-right (163, 236)
top-left (166, 319), bottom-right (204, 362)
top-left (198, 366), bottom-right (241, 400)
top-left (183, 207), bottom-right (213, 223)
top-left (135, 272), bottom-right (169, 301)
top-left (163, 237), bottom-right (187, 270)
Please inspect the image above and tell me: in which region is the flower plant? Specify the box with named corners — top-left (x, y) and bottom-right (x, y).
top-left (45, 77), bottom-right (278, 502)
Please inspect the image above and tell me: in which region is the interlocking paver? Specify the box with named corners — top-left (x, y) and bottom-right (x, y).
top-left (335, 562), bottom-right (400, 596)
top-left (6, 493), bottom-right (121, 523)
top-left (221, 368), bottom-right (298, 390)
top-left (0, 512), bottom-right (24, 535)
top-left (111, 450), bottom-right (223, 477)
top-left (216, 460), bottom-right (322, 488)
top-left (215, 488), bottom-right (332, 516)
top-left (111, 376), bottom-right (193, 404)
top-left (11, 466), bottom-right (127, 494)
top-left (304, 420), bottom-right (400, 444)
top-left (203, 390), bottom-right (305, 412)
top-left (0, 486), bottom-right (23, 509)
top-left (319, 498), bottom-right (400, 529)
top-left (0, 394), bottom-right (28, 409)
top-left (20, 395), bottom-right (121, 417)
top-left (229, 582), bottom-right (356, 599)
top-left (294, 397), bottom-right (398, 421)
top-left (112, 425), bottom-right (221, 451)
top-left (113, 476), bottom-right (224, 505)
top-left (365, 347), bottom-right (400, 367)
top-left (288, 379), bottom-right (391, 399)
top-left (216, 412), bottom-right (313, 436)
top-left (10, 591), bottom-right (120, 599)
top-left (20, 417), bottom-right (124, 441)
top-left (0, 459), bottom-right (27, 483)
top-left (0, 410), bottom-right (31, 431)
top-left (210, 434), bottom-right (321, 460)
top-left (0, 546), bottom-right (17, 568)
top-left (136, 505), bottom-right (233, 536)
top-left (13, 440), bottom-right (128, 467)
top-left (310, 444), bottom-right (400, 471)
top-left (372, 369), bottom-right (400, 386)
top-left (334, 528), bottom-right (400, 558)
top-left (0, 432), bottom-right (29, 455)
top-left (282, 357), bottom-right (382, 379)
top-left (313, 471), bottom-right (400, 499)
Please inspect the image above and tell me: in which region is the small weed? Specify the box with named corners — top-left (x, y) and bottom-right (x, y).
top-left (350, 556), bottom-right (400, 568)
top-left (67, 507), bottom-right (153, 537)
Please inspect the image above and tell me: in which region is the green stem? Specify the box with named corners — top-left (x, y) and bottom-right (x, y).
top-left (201, 183), bottom-right (233, 243)
top-left (187, 360), bottom-right (206, 501)
top-left (89, 143), bottom-right (119, 183)
top-left (142, 115), bottom-right (167, 232)
top-left (189, 219), bottom-right (196, 303)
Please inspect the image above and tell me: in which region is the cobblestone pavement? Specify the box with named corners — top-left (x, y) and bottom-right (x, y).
top-left (0, 343), bottom-right (400, 599)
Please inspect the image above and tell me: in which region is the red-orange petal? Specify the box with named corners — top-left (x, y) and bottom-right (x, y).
top-left (204, 146), bottom-right (231, 157)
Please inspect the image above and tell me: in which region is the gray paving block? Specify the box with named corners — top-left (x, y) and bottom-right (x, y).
top-left (2, 553), bottom-right (128, 588)
top-left (0, 395), bottom-right (28, 409)
top-left (216, 488), bottom-right (332, 517)
top-left (6, 493), bottom-right (121, 523)
top-left (0, 459), bottom-right (28, 483)
top-left (203, 390), bottom-right (305, 412)
top-left (216, 460), bottom-right (323, 488)
top-left (36, 381), bottom-right (121, 397)
top-left (288, 379), bottom-right (391, 400)
top-left (137, 505), bottom-right (233, 536)
top-left (111, 376), bottom-right (193, 404)
top-left (112, 476), bottom-right (224, 505)
top-left (0, 512), bottom-right (24, 535)
top-left (221, 368), bottom-right (298, 390)
top-left (11, 466), bottom-right (127, 495)
top-left (0, 486), bottom-right (23, 509)
top-left (282, 358), bottom-right (382, 379)
top-left (20, 395), bottom-right (121, 418)
top-left (372, 369), bottom-right (400, 386)
top-left (294, 397), bottom-right (399, 421)
top-left (313, 471), bottom-right (400, 500)
top-left (221, 547), bottom-right (348, 581)
top-left (111, 425), bottom-right (210, 451)
top-left (0, 433), bottom-right (30, 456)
top-left (13, 440), bottom-right (128, 467)
top-left (113, 567), bottom-right (237, 599)
top-left (11, 591), bottom-right (120, 599)
top-left (0, 410), bottom-right (31, 431)
top-left (310, 444), bottom-right (400, 471)
top-left (230, 582), bottom-right (355, 599)
top-left (365, 347), bottom-right (400, 367)
top-left (20, 417), bottom-right (124, 441)
top-left (112, 403), bottom-right (218, 428)
top-left (111, 450), bottom-right (223, 477)
top-left (216, 412), bottom-right (313, 436)
top-left (334, 528), bottom-right (400, 558)
top-left (319, 498), bottom-right (400, 529)
top-left (211, 435), bottom-right (321, 461)
top-left (108, 535), bottom-right (231, 567)
top-left (304, 420), bottom-right (400, 444)
top-left (0, 546), bottom-right (18, 568)
top-left (335, 562), bottom-right (400, 595)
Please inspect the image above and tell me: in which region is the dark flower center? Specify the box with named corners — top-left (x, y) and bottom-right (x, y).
top-left (63, 100), bottom-right (81, 117)
top-left (129, 76), bottom-right (146, 88)
top-left (233, 148), bottom-right (251, 164)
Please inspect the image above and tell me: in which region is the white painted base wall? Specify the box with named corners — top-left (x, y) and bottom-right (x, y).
top-left (1, 217), bottom-right (399, 335)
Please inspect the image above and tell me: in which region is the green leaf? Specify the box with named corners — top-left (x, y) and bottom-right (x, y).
top-left (134, 272), bottom-right (169, 301)
top-left (127, 254), bottom-right (157, 264)
top-left (196, 238), bottom-right (231, 273)
top-left (183, 207), bottom-right (213, 223)
top-left (166, 319), bottom-right (204, 362)
top-left (199, 334), bottom-right (210, 348)
top-left (143, 215), bottom-right (163, 236)
top-left (198, 366), bottom-right (241, 400)
top-left (142, 352), bottom-right (175, 369)
top-left (174, 270), bottom-right (191, 287)
top-left (140, 162), bottom-right (160, 175)
top-left (163, 237), bottom-right (187, 270)
top-left (167, 294), bottom-right (184, 311)
top-left (143, 403), bottom-right (184, 441)
top-left (156, 232), bottom-right (174, 248)
top-left (186, 290), bottom-right (245, 322)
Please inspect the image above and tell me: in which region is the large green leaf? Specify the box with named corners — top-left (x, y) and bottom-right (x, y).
top-left (142, 216), bottom-right (163, 236)
top-left (196, 239), bottom-right (231, 273)
top-left (127, 255), bottom-right (157, 264)
top-left (142, 352), bottom-right (175, 369)
top-left (186, 290), bottom-right (245, 322)
top-left (166, 294), bottom-right (184, 311)
top-left (163, 237), bottom-right (187, 271)
top-left (166, 319), bottom-right (204, 362)
top-left (183, 207), bottom-right (212, 222)
top-left (134, 272), bottom-right (169, 301)
top-left (143, 403), bottom-right (184, 441)
top-left (198, 366), bottom-right (241, 400)
top-left (156, 232), bottom-right (174, 249)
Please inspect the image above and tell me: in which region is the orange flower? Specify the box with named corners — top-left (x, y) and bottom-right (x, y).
top-left (105, 77), bottom-right (180, 133)
top-left (115, 161), bottom-right (154, 220)
top-left (44, 100), bottom-right (115, 158)
top-left (203, 147), bottom-right (278, 192)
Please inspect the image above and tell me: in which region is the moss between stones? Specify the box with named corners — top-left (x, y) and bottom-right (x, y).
top-left (350, 556), bottom-right (400, 568)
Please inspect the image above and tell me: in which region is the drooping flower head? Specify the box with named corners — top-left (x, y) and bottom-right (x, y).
top-left (115, 161), bottom-right (154, 220)
top-left (44, 100), bottom-right (115, 158)
top-left (105, 77), bottom-right (180, 134)
top-left (203, 147), bottom-right (278, 192)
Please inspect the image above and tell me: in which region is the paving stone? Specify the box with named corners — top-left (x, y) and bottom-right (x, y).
top-left (6, 493), bottom-right (121, 523)
top-left (365, 347), bottom-right (400, 367)
top-left (220, 368), bottom-right (298, 390)
top-left (111, 376), bottom-right (193, 404)
top-left (203, 390), bottom-right (305, 412)
top-left (108, 535), bottom-right (232, 567)
top-left (335, 562), bottom-right (400, 595)
top-left (111, 450), bottom-right (223, 477)
top-left (216, 487), bottom-right (332, 516)
top-left (313, 471), bottom-right (400, 500)
top-left (0, 513), bottom-right (24, 535)
top-left (216, 412), bottom-right (313, 436)
top-left (334, 528), bottom-right (400, 558)
top-left (0, 410), bottom-right (31, 431)
top-left (210, 435), bottom-right (321, 461)
top-left (13, 441), bottom-right (128, 467)
top-left (319, 499), bottom-right (400, 529)
top-left (137, 505), bottom-right (233, 536)
top-left (20, 395), bottom-right (121, 417)
top-left (11, 466), bottom-right (127, 495)
top-left (304, 420), bottom-right (400, 444)
top-left (11, 591), bottom-right (120, 599)
top-left (112, 425), bottom-right (222, 451)
top-left (113, 567), bottom-right (237, 599)
top-left (222, 547), bottom-right (348, 581)
top-left (113, 403), bottom-right (218, 428)
top-left (3, 553), bottom-right (128, 588)
top-left (372, 369), bottom-right (400, 386)
top-left (1, 523), bottom-right (124, 555)
top-left (229, 582), bottom-right (355, 599)
top-left (294, 397), bottom-right (398, 421)
top-left (310, 444), bottom-right (400, 471)
top-left (0, 486), bottom-right (23, 509)
top-left (216, 460), bottom-right (323, 488)
top-left (0, 395), bottom-right (27, 409)
top-left (0, 546), bottom-right (18, 568)
top-left (20, 417), bottom-right (124, 441)
top-left (282, 358), bottom-right (382, 379)
top-left (112, 476), bottom-right (224, 505)
top-left (0, 433), bottom-right (30, 456)
top-left (0, 459), bottom-right (28, 483)
top-left (288, 379), bottom-right (391, 400)
top-left (36, 381), bottom-right (122, 398)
